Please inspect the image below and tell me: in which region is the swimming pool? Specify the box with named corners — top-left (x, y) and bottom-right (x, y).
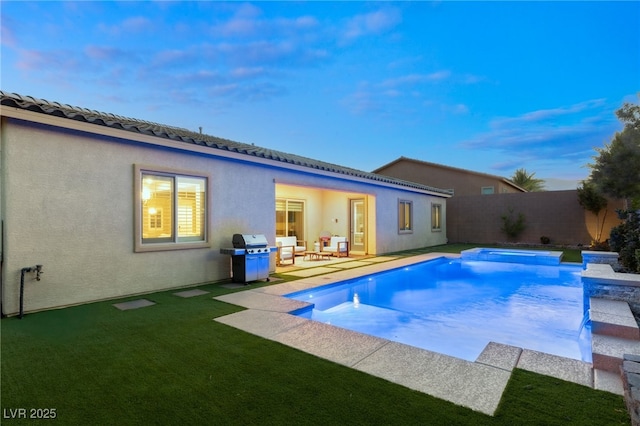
top-left (286, 257), bottom-right (592, 362)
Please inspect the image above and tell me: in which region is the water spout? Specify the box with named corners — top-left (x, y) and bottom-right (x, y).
top-left (578, 310), bottom-right (590, 337)
top-left (19, 265), bottom-right (43, 319)
top-left (577, 310), bottom-right (592, 362)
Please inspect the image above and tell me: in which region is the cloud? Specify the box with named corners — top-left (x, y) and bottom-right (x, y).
top-left (461, 74), bottom-right (486, 84)
top-left (231, 66), bottom-right (268, 79)
top-left (490, 160), bottom-right (525, 172)
top-left (85, 45), bottom-right (134, 61)
top-left (341, 85), bottom-right (381, 115)
top-left (210, 3), bottom-right (319, 40)
top-left (214, 16), bottom-right (260, 38)
top-left (204, 81), bottom-right (286, 103)
top-left (341, 8), bottom-right (402, 42)
top-left (489, 99), bottom-right (607, 128)
top-left (379, 71), bottom-right (451, 88)
top-left (342, 69), bottom-right (466, 118)
top-left (1, 18), bottom-right (17, 47)
top-left (121, 16), bottom-right (153, 33)
top-left (460, 99), bottom-right (621, 164)
top-left (443, 103), bottom-right (469, 115)
top-left (16, 49), bottom-right (80, 72)
top-left (151, 49), bottom-right (198, 68)
top-left (98, 16), bottom-right (153, 36)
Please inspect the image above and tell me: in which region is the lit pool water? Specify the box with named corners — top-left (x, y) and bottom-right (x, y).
top-left (286, 257), bottom-right (592, 362)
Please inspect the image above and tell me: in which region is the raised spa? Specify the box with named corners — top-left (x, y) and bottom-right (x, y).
top-left (460, 247), bottom-right (563, 265)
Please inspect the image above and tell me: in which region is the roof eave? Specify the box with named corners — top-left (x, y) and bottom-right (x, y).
top-left (1, 104), bottom-right (452, 197)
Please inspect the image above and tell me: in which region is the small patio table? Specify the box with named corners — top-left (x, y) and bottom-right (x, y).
top-left (304, 251), bottom-right (332, 261)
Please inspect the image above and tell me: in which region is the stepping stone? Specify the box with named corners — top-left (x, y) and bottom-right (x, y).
top-left (173, 289), bottom-right (209, 298)
top-left (113, 299), bottom-right (155, 311)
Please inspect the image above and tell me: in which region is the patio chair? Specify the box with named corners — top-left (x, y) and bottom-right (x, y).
top-left (276, 242), bottom-right (295, 266)
top-left (323, 237), bottom-right (349, 258)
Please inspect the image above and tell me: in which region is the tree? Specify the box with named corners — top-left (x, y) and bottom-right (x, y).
top-left (589, 100), bottom-right (640, 206)
top-left (510, 168), bottom-right (545, 192)
top-left (588, 99), bottom-right (640, 273)
top-left (577, 180), bottom-right (608, 246)
top-left (615, 101), bottom-right (640, 131)
top-left (609, 209), bottom-right (640, 273)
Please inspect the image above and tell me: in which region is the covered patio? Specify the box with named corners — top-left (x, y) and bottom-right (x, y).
top-left (275, 183), bottom-right (374, 258)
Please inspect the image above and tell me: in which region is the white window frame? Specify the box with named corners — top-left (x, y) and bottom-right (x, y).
top-left (481, 186), bottom-right (495, 195)
top-left (134, 165), bottom-right (210, 252)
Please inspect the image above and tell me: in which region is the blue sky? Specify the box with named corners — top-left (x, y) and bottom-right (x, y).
top-left (2, 1), bottom-right (639, 190)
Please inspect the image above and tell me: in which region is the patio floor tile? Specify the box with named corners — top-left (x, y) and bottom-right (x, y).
top-left (517, 349), bottom-right (593, 388)
top-left (281, 267), bottom-right (337, 277)
top-left (214, 291), bottom-right (310, 313)
top-left (353, 341), bottom-right (511, 416)
top-left (215, 310), bottom-right (309, 339)
top-left (273, 320), bottom-right (390, 367)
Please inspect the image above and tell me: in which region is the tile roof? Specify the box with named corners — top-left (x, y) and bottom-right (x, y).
top-left (373, 156), bottom-right (526, 192)
top-left (1, 91), bottom-right (451, 196)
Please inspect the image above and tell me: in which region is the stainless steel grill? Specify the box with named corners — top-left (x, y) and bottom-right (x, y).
top-left (220, 234), bottom-right (274, 284)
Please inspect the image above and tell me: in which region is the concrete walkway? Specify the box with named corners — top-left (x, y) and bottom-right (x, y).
top-left (214, 253), bottom-right (622, 416)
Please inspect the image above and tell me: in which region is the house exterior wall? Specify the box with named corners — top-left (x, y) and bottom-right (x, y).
top-left (374, 159), bottom-right (521, 196)
top-left (1, 116), bottom-right (448, 315)
top-left (447, 191), bottom-right (624, 245)
top-left (373, 190), bottom-right (447, 254)
top-left (1, 117), bottom-right (276, 315)
top-left (275, 173), bottom-right (448, 254)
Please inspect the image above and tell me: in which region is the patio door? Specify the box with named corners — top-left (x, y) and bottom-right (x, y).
top-left (350, 198), bottom-right (366, 253)
top-left (275, 199), bottom-right (305, 241)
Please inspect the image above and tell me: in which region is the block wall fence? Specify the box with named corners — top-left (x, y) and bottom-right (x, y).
top-left (446, 190), bottom-right (625, 246)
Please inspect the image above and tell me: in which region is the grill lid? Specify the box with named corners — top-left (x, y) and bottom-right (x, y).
top-left (232, 234), bottom-right (268, 249)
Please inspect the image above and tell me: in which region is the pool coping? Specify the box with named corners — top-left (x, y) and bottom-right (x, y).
top-left (213, 252), bottom-right (621, 416)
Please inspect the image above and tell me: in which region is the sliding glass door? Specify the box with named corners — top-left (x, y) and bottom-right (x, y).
top-left (275, 199), bottom-right (305, 241)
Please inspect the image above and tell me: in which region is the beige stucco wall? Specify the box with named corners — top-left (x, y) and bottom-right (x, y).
top-left (372, 190), bottom-right (447, 254)
top-left (375, 160), bottom-right (520, 196)
top-left (1, 117), bottom-right (448, 315)
top-left (1, 117), bottom-right (277, 315)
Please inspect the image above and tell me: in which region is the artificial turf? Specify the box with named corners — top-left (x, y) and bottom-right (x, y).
top-left (1, 278), bottom-right (629, 425)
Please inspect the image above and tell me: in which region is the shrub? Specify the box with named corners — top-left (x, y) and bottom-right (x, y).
top-left (609, 209), bottom-right (640, 273)
top-left (589, 240), bottom-right (611, 251)
top-left (501, 208), bottom-right (526, 240)
top-left (540, 236), bottom-right (550, 244)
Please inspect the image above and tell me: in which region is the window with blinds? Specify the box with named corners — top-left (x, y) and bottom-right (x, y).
top-left (276, 198), bottom-right (305, 240)
top-left (398, 200), bottom-right (413, 233)
top-left (136, 166), bottom-right (208, 250)
top-left (431, 203), bottom-right (442, 231)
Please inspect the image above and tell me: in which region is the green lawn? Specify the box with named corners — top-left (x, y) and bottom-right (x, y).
top-left (1, 245), bottom-right (628, 425)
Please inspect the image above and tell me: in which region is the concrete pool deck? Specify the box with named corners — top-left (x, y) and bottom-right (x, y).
top-left (214, 253), bottom-right (624, 416)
